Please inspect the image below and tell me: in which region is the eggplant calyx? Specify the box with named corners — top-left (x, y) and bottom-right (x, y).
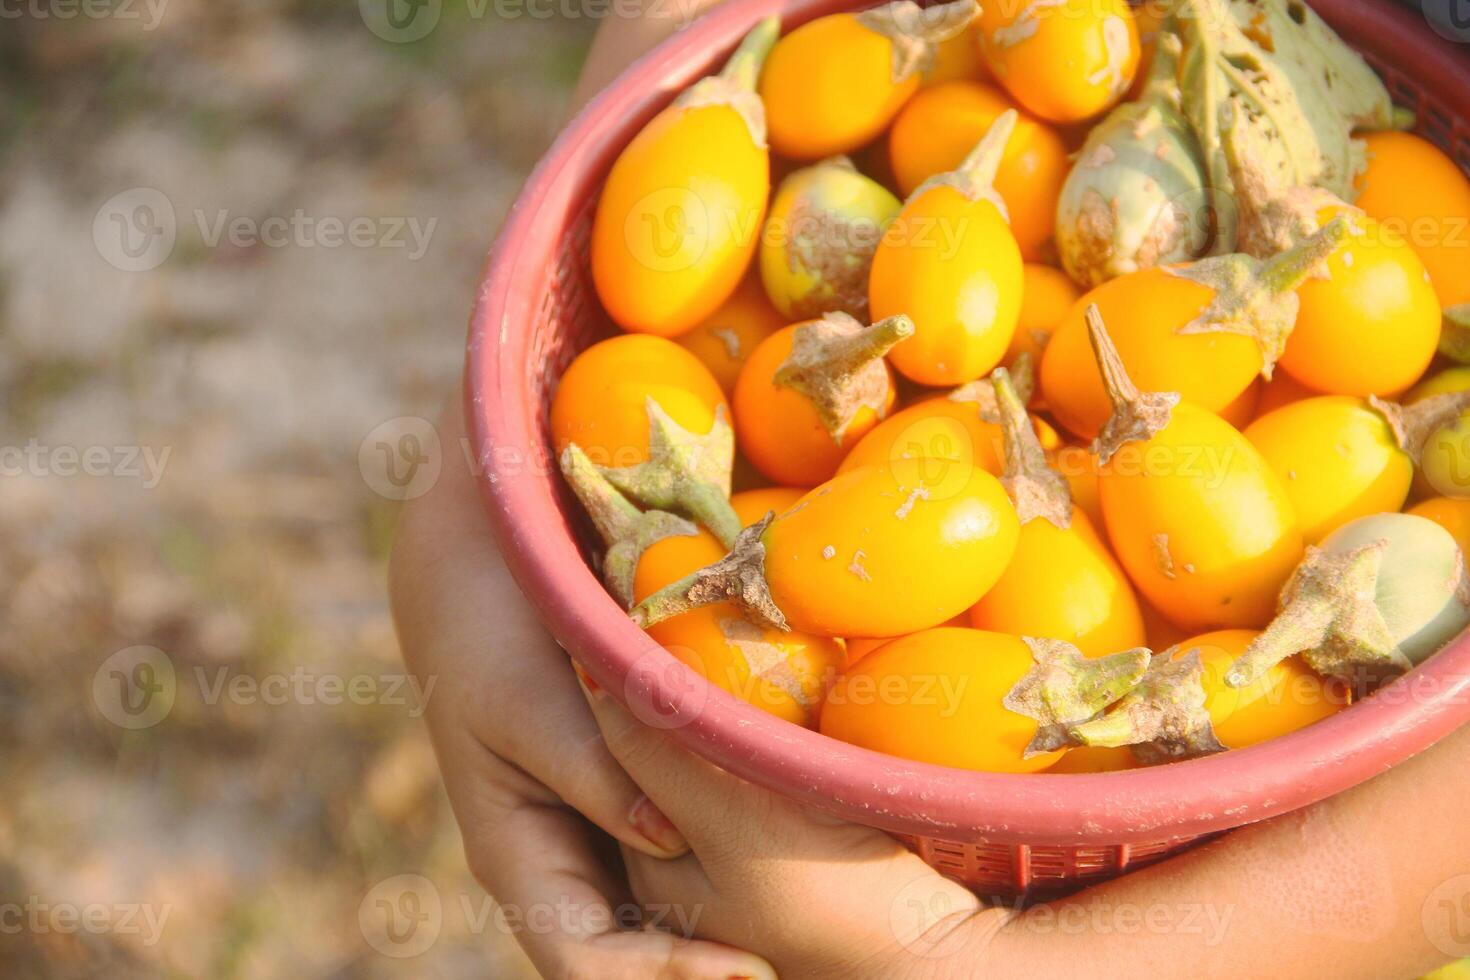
top-left (560, 444), bottom-right (699, 608)
top-left (628, 514), bottom-right (789, 632)
top-left (1004, 638), bottom-right (1151, 757)
top-left (600, 400), bottom-right (741, 549)
top-left (1085, 304), bottom-right (1181, 465)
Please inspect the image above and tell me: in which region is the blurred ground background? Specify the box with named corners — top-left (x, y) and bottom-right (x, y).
top-left (0, 1), bottom-right (590, 975)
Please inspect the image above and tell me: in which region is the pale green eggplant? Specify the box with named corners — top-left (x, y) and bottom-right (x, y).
top-left (1177, 0), bottom-right (1393, 257)
top-left (1227, 512), bottom-right (1470, 691)
top-left (1055, 26), bottom-right (1209, 288)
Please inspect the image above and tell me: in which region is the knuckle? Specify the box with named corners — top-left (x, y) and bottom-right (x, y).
top-left (544, 735), bottom-right (628, 815)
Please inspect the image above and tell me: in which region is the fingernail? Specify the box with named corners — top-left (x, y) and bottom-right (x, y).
top-left (628, 795), bottom-right (687, 854)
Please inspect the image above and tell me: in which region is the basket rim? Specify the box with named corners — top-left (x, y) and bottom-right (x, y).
top-left (468, 0), bottom-right (1470, 846)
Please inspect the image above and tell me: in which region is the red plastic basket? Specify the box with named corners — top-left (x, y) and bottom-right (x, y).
top-left (468, 0), bottom-right (1470, 900)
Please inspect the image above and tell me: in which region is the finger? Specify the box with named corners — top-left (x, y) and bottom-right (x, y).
top-left (443, 721), bottom-right (776, 980)
top-left (576, 676), bottom-right (759, 851)
top-left (390, 388), bottom-right (687, 858)
top-left (587, 685), bottom-right (1000, 977)
top-left (578, 927), bottom-right (779, 980)
top-left (620, 844), bottom-right (720, 927)
top-left (580, 679), bottom-right (906, 865)
top-left (480, 807), bottom-right (778, 980)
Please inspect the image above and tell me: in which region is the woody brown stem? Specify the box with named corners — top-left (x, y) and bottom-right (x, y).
top-left (1369, 391), bottom-right (1470, 466)
top-left (1225, 541), bottom-right (1404, 689)
top-left (628, 515), bottom-right (789, 631)
top-left (774, 313), bottom-right (915, 440)
top-left (1085, 304), bottom-right (1181, 464)
top-left (992, 367), bottom-right (1071, 528)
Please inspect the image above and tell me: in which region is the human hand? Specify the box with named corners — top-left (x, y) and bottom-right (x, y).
top-left (579, 680), bottom-right (1010, 980)
top-left (390, 390), bottom-right (777, 979)
top-left (582, 672), bottom-right (1470, 980)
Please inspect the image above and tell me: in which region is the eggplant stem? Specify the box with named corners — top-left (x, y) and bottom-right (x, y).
top-left (1441, 304), bottom-right (1470, 364)
top-left (1225, 596), bottom-right (1335, 688)
top-left (773, 314), bottom-right (914, 441)
top-left (628, 515), bottom-right (788, 631)
top-left (560, 445), bottom-right (700, 609)
top-left (562, 444), bottom-right (645, 540)
top-left (857, 0), bottom-right (977, 83)
top-left (599, 400), bottom-right (742, 549)
top-left (1369, 390), bottom-right (1470, 464)
top-left (1070, 650), bottom-right (1226, 762)
top-left (1257, 215), bottom-right (1350, 295)
top-left (1003, 638), bottom-right (1151, 757)
top-left (992, 367), bottom-right (1071, 528)
top-left (720, 16), bottom-right (780, 91)
top-left (911, 110), bottom-right (1017, 214)
top-left (1085, 305), bottom-right (1181, 464)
